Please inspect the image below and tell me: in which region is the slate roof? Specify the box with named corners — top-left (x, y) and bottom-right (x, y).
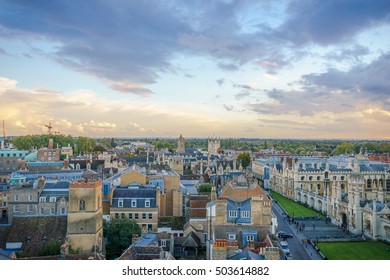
top-left (112, 188), bottom-right (157, 208)
top-left (6, 216), bottom-right (67, 257)
top-left (220, 182), bottom-right (269, 201)
top-left (227, 249), bottom-right (265, 260)
top-left (119, 246), bottom-right (163, 260)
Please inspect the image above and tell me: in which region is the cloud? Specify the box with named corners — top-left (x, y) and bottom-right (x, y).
top-left (216, 79), bottom-right (225, 86)
top-left (278, 0), bottom-right (390, 46)
top-left (223, 104), bottom-right (234, 111)
top-left (234, 91), bottom-right (252, 100)
top-left (109, 81), bottom-right (153, 97)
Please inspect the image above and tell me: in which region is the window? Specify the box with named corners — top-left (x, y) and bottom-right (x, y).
top-left (115, 213), bottom-right (119, 219)
top-left (341, 176), bottom-right (345, 180)
top-left (241, 211), bottom-right (250, 218)
top-left (203, 233), bottom-right (207, 243)
top-left (14, 194), bottom-right (19, 201)
top-left (161, 240), bottom-right (167, 247)
top-left (118, 199), bottom-right (123, 207)
top-left (50, 208), bottom-right (55, 215)
top-left (39, 197), bottom-right (46, 203)
top-left (247, 235), bottom-right (255, 242)
top-left (27, 204), bottom-right (33, 212)
top-left (40, 208), bottom-right (44, 215)
top-left (135, 213), bottom-right (139, 220)
top-left (13, 205), bottom-right (19, 212)
top-left (148, 213), bottom-right (152, 220)
top-left (228, 234), bottom-right (236, 240)
top-left (80, 199), bottom-right (86, 211)
top-left (121, 213), bottom-right (125, 219)
top-left (3, 201), bottom-right (7, 207)
top-left (142, 213), bottom-right (146, 219)
top-left (317, 176), bottom-right (321, 181)
top-left (60, 207), bottom-right (66, 215)
top-left (229, 210), bottom-right (237, 218)
top-left (309, 176), bottom-right (313, 181)
top-left (128, 213), bottom-right (133, 219)
top-left (2, 193), bottom-right (6, 198)
top-left (49, 197), bottom-right (56, 203)
top-left (131, 200), bottom-right (136, 207)
top-left (145, 200), bottom-right (150, 207)
top-left (147, 224), bottom-right (152, 231)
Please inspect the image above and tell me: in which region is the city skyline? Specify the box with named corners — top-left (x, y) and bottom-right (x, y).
top-left (1, 1), bottom-right (390, 139)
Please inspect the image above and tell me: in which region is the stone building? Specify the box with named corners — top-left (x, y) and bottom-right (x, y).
top-left (110, 185), bottom-right (160, 231)
top-left (208, 137), bottom-right (220, 155)
top-left (252, 155), bottom-right (390, 242)
top-left (67, 178), bottom-right (103, 254)
top-left (177, 134), bottom-right (185, 154)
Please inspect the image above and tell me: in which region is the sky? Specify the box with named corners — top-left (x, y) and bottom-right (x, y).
top-left (0, 0), bottom-right (390, 139)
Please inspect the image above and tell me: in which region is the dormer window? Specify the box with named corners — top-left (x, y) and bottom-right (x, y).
top-left (145, 200), bottom-right (150, 207)
top-left (131, 200), bottom-right (136, 207)
top-left (49, 197), bottom-right (56, 203)
top-left (39, 197), bottom-right (46, 203)
top-left (118, 199), bottom-right (124, 207)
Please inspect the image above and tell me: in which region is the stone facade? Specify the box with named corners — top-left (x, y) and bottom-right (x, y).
top-left (252, 155), bottom-right (390, 242)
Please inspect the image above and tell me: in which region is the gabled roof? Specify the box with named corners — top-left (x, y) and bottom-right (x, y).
top-left (119, 246), bottom-right (163, 260)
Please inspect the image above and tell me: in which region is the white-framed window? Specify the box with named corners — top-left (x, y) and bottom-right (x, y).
top-left (13, 205), bottom-right (19, 212)
top-left (28, 195), bottom-right (33, 202)
top-left (145, 200), bottom-right (150, 207)
top-left (60, 207), bottom-right (66, 215)
top-left (228, 234), bottom-right (236, 240)
top-left (247, 235), bottom-right (255, 242)
top-left (241, 211), bottom-right (250, 218)
top-left (27, 204), bottom-right (33, 212)
top-left (228, 210), bottom-right (237, 218)
top-left (50, 207), bottom-right (55, 215)
top-left (49, 197), bottom-right (56, 203)
top-left (161, 240), bottom-right (167, 247)
top-left (131, 199), bottom-right (136, 207)
top-left (39, 197), bottom-right (46, 203)
top-left (14, 194), bottom-right (19, 201)
top-left (148, 213), bottom-right (152, 220)
top-left (118, 199), bottom-right (124, 207)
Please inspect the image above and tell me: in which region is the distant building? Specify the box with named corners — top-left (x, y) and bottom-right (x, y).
top-left (37, 139), bottom-right (60, 162)
top-left (177, 134), bottom-right (185, 154)
top-left (0, 148), bottom-right (29, 175)
top-left (208, 137), bottom-right (220, 155)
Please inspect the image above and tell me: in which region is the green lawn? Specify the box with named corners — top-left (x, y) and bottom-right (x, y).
top-left (317, 241), bottom-right (390, 260)
top-left (270, 190), bottom-right (318, 217)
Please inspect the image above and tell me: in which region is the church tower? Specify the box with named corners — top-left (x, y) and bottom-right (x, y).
top-left (67, 177), bottom-right (103, 253)
top-left (177, 134), bottom-right (185, 154)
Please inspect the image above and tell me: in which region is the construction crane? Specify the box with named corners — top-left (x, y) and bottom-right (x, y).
top-left (45, 122), bottom-right (53, 134)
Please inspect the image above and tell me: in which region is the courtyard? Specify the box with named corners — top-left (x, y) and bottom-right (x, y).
top-left (317, 241), bottom-right (390, 260)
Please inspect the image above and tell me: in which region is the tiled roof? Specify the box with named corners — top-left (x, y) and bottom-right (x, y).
top-left (0, 225), bottom-right (11, 249)
top-left (7, 216), bottom-right (67, 257)
top-left (220, 182), bottom-right (269, 201)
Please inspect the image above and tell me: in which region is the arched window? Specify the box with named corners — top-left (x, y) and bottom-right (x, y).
top-left (366, 179), bottom-right (371, 189)
top-left (341, 176), bottom-right (345, 181)
top-left (341, 184), bottom-right (345, 191)
top-left (317, 176), bottom-right (321, 181)
top-left (80, 199), bottom-right (86, 211)
top-left (301, 176), bottom-right (305, 181)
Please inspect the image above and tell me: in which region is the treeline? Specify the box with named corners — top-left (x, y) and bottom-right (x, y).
top-left (12, 134), bottom-right (97, 154)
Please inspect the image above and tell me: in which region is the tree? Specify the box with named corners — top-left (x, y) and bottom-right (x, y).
top-left (104, 218), bottom-right (141, 260)
top-left (335, 142), bottom-right (355, 155)
top-left (198, 183), bottom-right (213, 193)
top-left (237, 152), bottom-right (251, 169)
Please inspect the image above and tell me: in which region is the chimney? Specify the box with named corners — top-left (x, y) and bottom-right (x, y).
top-left (49, 139), bottom-right (54, 150)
